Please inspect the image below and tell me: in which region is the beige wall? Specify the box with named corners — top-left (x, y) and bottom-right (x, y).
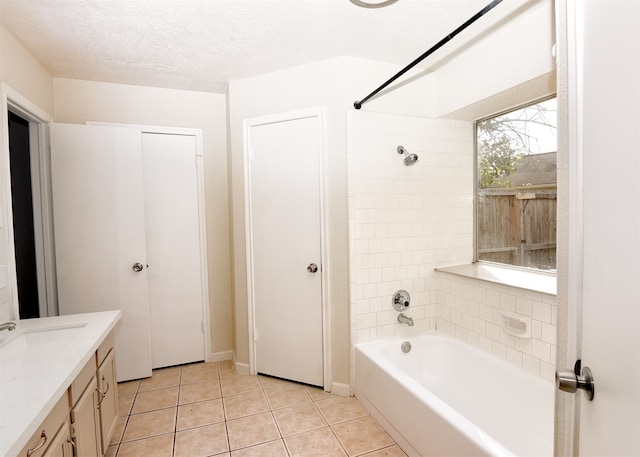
top-left (227, 0), bottom-right (556, 389)
top-left (0, 0), bottom-right (556, 385)
top-left (0, 25), bottom-right (54, 114)
top-left (0, 24), bottom-right (54, 322)
top-left (435, 0), bottom-right (556, 118)
top-left (52, 78), bottom-right (233, 356)
top-left (227, 56), bottom-right (438, 389)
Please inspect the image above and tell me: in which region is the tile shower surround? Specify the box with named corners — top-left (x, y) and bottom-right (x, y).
top-left (347, 110), bottom-right (557, 382)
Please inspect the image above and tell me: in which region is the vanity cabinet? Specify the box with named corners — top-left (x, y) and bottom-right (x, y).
top-left (69, 331), bottom-right (118, 456)
top-left (18, 393), bottom-right (72, 457)
top-left (70, 376), bottom-right (101, 457)
top-left (19, 331), bottom-right (118, 457)
top-left (42, 422), bottom-right (74, 457)
top-left (97, 342), bottom-right (118, 453)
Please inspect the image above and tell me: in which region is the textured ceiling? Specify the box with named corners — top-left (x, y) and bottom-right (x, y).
top-left (0, 0), bottom-right (501, 93)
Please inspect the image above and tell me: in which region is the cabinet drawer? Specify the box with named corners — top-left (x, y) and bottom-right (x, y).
top-left (18, 392), bottom-right (69, 457)
top-left (69, 357), bottom-right (97, 407)
top-left (97, 331), bottom-right (114, 366)
top-left (42, 421), bottom-right (73, 457)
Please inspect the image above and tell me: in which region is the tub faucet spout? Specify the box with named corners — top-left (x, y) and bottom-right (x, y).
top-left (0, 321), bottom-right (16, 332)
top-left (397, 313), bottom-right (414, 326)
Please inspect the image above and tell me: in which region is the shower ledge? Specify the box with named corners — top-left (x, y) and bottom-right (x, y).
top-left (435, 263), bottom-right (556, 296)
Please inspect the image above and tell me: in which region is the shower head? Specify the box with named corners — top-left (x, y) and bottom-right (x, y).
top-left (397, 145), bottom-right (418, 166)
top-left (404, 153), bottom-right (419, 166)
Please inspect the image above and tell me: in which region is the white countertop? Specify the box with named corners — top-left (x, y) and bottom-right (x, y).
top-left (0, 311), bottom-right (121, 457)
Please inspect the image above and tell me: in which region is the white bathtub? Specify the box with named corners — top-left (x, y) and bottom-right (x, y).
top-left (355, 334), bottom-right (554, 456)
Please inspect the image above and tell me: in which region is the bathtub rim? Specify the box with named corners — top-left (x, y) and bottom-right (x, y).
top-left (354, 332), bottom-right (553, 457)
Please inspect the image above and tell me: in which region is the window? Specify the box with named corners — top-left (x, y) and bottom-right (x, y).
top-left (475, 98), bottom-right (557, 271)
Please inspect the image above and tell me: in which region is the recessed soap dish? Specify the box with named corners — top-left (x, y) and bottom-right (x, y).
top-left (501, 311), bottom-right (531, 338)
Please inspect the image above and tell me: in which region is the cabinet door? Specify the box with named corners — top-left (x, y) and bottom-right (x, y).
top-left (18, 394), bottom-right (70, 457)
top-left (70, 377), bottom-right (101, 457)
top-left (98, 349), bottom-right (118, 453)
top-left (42, 421), bottom-right (73, 457)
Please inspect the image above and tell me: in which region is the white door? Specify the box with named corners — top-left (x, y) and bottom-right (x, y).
top-left (50, 123), bottom-right (152, 381)
top-left (142, 132), bottom-right (205, 368)
top-left (560, 1), bottom-right (640, 454)
top-left (247, 114), bottom-right (324, 386)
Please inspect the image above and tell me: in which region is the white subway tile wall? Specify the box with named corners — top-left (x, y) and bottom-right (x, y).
top-left (346, 109), bottom-right (473, 370)
top-left (436, 272), bottom-right (557, 382)
top-left (346, 110), bottom-right (557, 384)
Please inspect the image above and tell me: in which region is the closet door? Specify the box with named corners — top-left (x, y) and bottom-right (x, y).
top-left (247, 115), bottom-right (324, 386)
top-left (50, 123), bottom-right (152, 382)
top-left (142, 133), bottom-right (205, 368)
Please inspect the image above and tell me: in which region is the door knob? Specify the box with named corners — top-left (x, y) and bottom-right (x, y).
top-left (132, 262), bottom-right (144, 272)
top-left (307, 263), bottom-right (318, 273)
top-left (556, 363), bottom-right (595, 401)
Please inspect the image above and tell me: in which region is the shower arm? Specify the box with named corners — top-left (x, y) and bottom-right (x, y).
top-left (353, 0), bottom-right (503, 110)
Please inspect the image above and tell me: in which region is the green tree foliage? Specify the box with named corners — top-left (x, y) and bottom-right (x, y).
top-left (478, 134), bottom-right (523, 188)
top-left (477, 101), bottom-right (556, 189)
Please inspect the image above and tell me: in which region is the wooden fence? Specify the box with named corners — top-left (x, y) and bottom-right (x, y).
top-left (477, 188), bottom-right (557, 270)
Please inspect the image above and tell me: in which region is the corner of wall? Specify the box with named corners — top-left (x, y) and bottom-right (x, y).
top-left (0, 25), bottom-right (54, 115)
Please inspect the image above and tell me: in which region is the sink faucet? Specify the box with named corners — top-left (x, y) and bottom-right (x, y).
top-left (397, 313), bottom-right (414, 326)
top-left (0, 321), bottom-right (16, 332)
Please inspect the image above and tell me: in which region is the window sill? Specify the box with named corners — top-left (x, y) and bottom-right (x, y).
top-left (435, 263), bottom-right (556, 296)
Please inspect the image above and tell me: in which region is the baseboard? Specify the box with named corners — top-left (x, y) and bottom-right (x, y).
top-left (233, 355), bottom-right (250, 375)
top-left (210, 350), bottom-right (233, 362)
top-left (330, 382), bottom-right (352, 397)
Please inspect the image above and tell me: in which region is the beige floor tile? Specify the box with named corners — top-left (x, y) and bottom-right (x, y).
top-left (139, 367), bottom-right (181, 391)
top-left (218, 360), bottom-right (236, 378)
top-left (109, 416), bottom-right (127, 445)
top-left (306, 385), bottom-right (334, 401)
top-left (224, 389), bottom-right (270, 420)
top-left (177, 398), bottom-right (225, 430)
top-left (220, 374), bottom-right (262, 396)
top-left (122, 408), bottom-right (176, 442)
top-left (264, 382), bottom-right (312, 410)
top-left (117, 380), bottom-right (140, 396)
top-left (332, 416), bottom-right (394, 456)
top-left (361, 445), bottom-right (408, 457)
top-left (257, 375), bottom-right (291, 389)
top-left (315, 396), bottom-right (368, 424)
top-left (226, 412), bottom-right (281, 450)
top-left (174, 422), bottom-right (229, 457)
top-left (179, 379), bottom-right (222, 404)
top-left (231, 439), bottom-right (288, 457)
top-left (105, 444), bottom-right (118, 457)
top-left (284, 427), bottom-right (347, 457)
top-left (131, 386), bottom-right (178, 414)
top-left (272, 402), bottom-right (327, 437)
top-left (181, 362), bottom-right (219, 384)
top-left (117, 433), bottom-right (174, 457)
top-left (118, 394), bottom-right (135, 416)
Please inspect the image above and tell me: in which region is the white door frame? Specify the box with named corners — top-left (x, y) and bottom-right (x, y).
top-left (0, 83), bottom-right (56, 319)
top-left (243, 107), bottom-right (330, 389)
top-left (556, 0), bottom-right (582, 454)
top-left (88, 122), bottom-right (212, 363)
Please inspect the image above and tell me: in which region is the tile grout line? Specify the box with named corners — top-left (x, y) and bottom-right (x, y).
top-left (115, 362), bottom-right (402, 457)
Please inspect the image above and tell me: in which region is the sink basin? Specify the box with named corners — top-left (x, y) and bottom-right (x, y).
top-left (0, 322), bottom-right (88, 350)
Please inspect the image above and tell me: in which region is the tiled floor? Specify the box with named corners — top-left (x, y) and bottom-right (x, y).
top-left (108, 361), bottom-right (407, 457)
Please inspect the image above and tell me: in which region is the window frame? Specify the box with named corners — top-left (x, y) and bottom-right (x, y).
top-left (473, 96), bottom-right (558, 272)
